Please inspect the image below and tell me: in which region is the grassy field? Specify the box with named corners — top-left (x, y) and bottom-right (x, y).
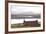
top-left (11, 24), bottom-right (40, 28)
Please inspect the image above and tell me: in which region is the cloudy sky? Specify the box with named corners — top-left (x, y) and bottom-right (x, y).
top-left (10, 3), bottom-right (42, 15)
top-left (8, 3), bottom-right (43, 24)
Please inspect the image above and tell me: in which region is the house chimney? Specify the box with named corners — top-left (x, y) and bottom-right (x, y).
top-left (24, 19), bottom-right (25, 23)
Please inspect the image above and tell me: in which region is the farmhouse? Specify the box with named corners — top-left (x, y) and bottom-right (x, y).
top-left (23, 20), bottom-right (40, 27)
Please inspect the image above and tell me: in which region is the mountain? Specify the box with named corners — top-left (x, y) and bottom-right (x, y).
top-left (11, 12), bottom-right (40, 19)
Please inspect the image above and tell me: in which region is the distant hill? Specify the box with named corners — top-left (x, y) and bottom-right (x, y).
top-left (11, 14), bottom-right (40, 19)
